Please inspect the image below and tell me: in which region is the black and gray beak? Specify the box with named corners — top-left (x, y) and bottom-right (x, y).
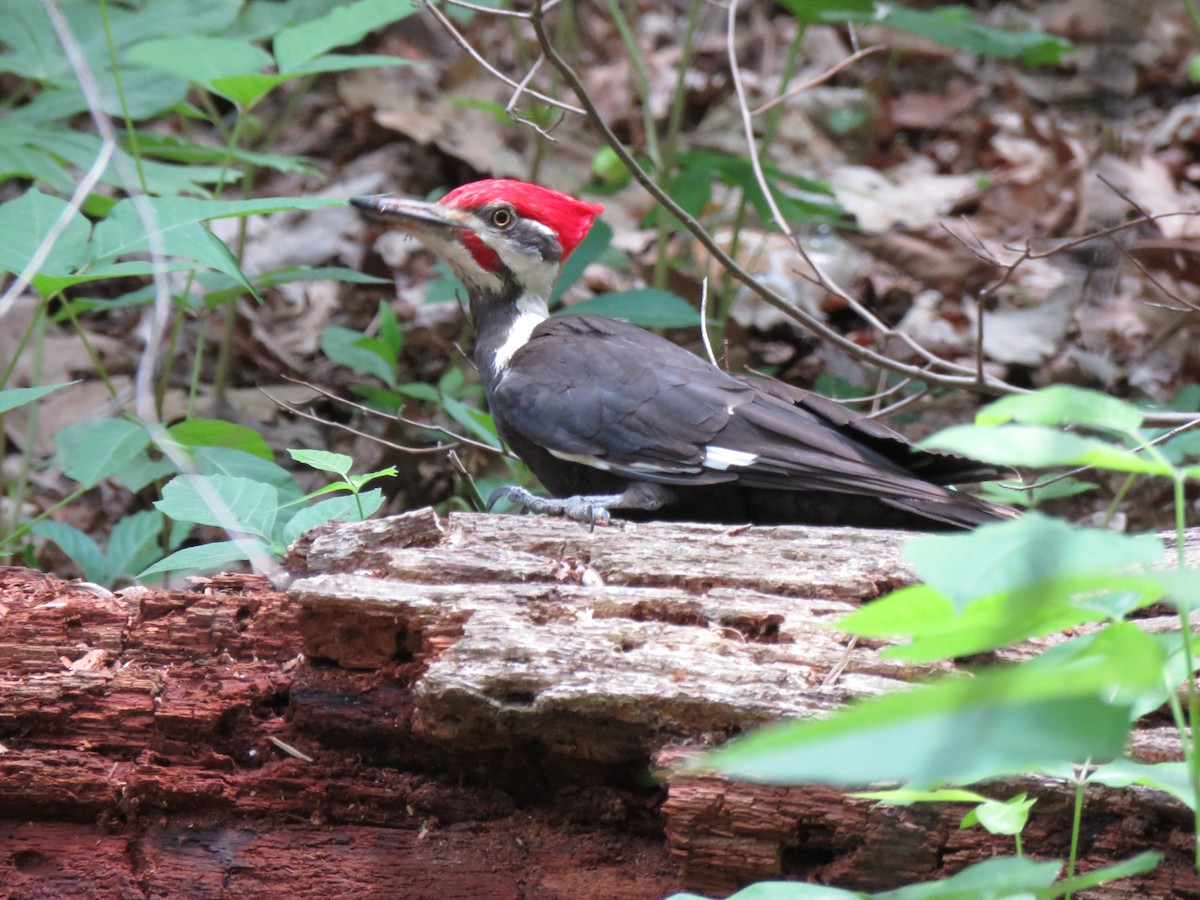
top-left (349, 195), bottom-right (464, 233)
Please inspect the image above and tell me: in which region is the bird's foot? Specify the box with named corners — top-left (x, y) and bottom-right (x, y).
top-left (486, 486), bottom-right (621, 528)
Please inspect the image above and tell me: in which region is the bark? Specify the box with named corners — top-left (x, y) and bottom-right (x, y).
top-left (3, 510), bottom-right (1200, 898)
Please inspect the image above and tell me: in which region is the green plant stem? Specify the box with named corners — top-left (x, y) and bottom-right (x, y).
top-left (1013, 830), bottom-right (1022, 858)
top-left (1168, 687), bottom-right (1200, 871)
top-left (186, 315), bottom-right (208, 419)
top-left (1064, 762), bottom-right (1089, 898)
top-left (2, 306), bottom-right (47, 558)
top-left (0, 486), bottom-right (92, 555)
top-left (1170, 471), bottom-right (1200, 869)
top-left (99, 0), bottom-right (147, 191)
top-left (256, 76), bottom-right (316, 150)
top-left (1131, 438), bottom-right (1199, 866)
top-left (0, 305), bottom-right (43, 390)
top-left (60, 300), bottom-right (121, 402)
top-left (602, 0), bottom-right (660, 168)
top-left (1102, 472), bottom-right (1137, 527)
top-left (211, 111), bottom-right (253, 403)
top-left (1185, 0), bottom-right (1200, 38)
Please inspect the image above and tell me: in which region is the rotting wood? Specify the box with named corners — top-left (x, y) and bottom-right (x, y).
top-left (4, 511), bottom-right (1200, 898)
top-left (282, 510), bottom-right (1200, 898)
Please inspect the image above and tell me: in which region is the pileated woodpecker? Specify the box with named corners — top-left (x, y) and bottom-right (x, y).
top-left (352, 180), bottom-right (1012, 529)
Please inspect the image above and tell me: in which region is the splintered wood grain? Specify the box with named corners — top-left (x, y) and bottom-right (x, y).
top-left (0, 564), bottom-right (679, 899)
top-left (7, 513), bottom-right (1200, 898)
top-left (285, 510), bottom-right (1200, 898)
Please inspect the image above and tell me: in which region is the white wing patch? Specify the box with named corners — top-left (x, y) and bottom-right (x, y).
top-left (703, 445), bottom-right (758, 471)
top-left (547, 449), bottom-right (700, 475)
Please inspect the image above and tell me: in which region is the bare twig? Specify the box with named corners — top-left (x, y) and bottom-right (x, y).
top-left (423, 0), bottom-right (585, 116)
top-left (504, 54), bottom-right (563, 141)
top-left (528, 0), bottom-right (1016, 396)
top-left (724, 0), bottom-right (982, 382)
top-left (263, 389), bottom-right (464, 456)
top-left (751, 45), bottom-right (885, 116)
top-left (275, 375), bottom-right (510, 456)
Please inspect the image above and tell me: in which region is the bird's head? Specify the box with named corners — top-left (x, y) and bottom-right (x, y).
top-left (352, 179), bottom-right (603, 302)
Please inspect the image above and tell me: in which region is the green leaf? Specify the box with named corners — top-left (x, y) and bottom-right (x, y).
top-left (346, 468), bottom-right (396, 491)
top-left (839, 515), bottom-right (1166, 663)
top-left (902, 512), bottom-right (1164, 612)
top-left (378, 299), bottom-right (404, 358)
top-left (105, 511), bottom-right (167, 582)
top-left (977, 476), bottom-right (1096, 508)
top-left (31, 520), bottom-right (107, 584)
top-left (696, 637), bottom-right (1157, 788)
top-left (278, 53), bottom-right (409, 78)
top-left (110, 451), bottom-right (179, 494)
top-left (879, 855), bottom-right (1061, 899)
top-left (321, 325), bottom-right (399, 387)
top-left (289, 448), bottom-right (353, 477)
top-left (155, 474), bottom-right (278, 538)
top-left (273, 0), bottom-right (417, 73)
top-left (551, 218), bottom-right (612, 303)
top-left (56, 419), bottom-right (151, 489)
top-left (281, 489), bottom-right (384, 546)
top-left (192, 447), bottom-right (303, 507)
top-left (127, 37), bottom-right (276, 108)
top-left (1086, 759), bottom-right (1195, 811)
top-left (138, 539), bottom-right (264, 579)
top-left (564, 289), bottom-right (703, 328)
top-left (960, 793), bottom-right (1035, 837)
top-left (439, 394), bottom-right (501, 448)
top-left (921, 424), bottom-right (1174, 475)
top-left (1047, 851), bottom-right (1161, 898)
top-left (871, 6), bottom-right (1072, 67)
top-left (977, 385), bottom-right (1144, 432)
top-left (0, 381), bottom-right (77, 414)
top-left (668, 885), bottom-right (859, 900)
top-left (851, 788), bottom-right (988, 806)
top-left (781, 1), bottom-right (1072, 67)
top-left (0, 190), bottom-right (92, 281)
top-left (672, 149), bottom-right (843, 227)
top-left (90, 196), bottom-right (341, 293)
top-left (168, 418), bottom-right (273, 460)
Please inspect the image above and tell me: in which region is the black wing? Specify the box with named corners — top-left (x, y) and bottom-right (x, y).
top-left (493, 314), bottom-right (1001, 507)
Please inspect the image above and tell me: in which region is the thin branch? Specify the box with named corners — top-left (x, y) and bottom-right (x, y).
top-left (529, 0), bottom-right (1016, 396)
top-left (751, 45), bottom-right (885, 116)
top-left (276, 375), bottom-right (510, 456)
top-left (263, 390), bottom-right (463, 456)
top-left (504, 54), bottom-right (563, 141)
top-left (423, 0), bottom-right (585, 116)
top-left (724, 0), bottom-right (982, 382)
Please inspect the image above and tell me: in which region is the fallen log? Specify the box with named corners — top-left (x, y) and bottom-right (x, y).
top-left (2, 510), bottom-right (1199, 898)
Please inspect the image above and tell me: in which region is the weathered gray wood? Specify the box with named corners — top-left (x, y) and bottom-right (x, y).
top-left (285, 509), bottom-right (1200, 897)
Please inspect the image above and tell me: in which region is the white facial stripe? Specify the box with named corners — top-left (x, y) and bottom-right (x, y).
top-left (492, 309), bottom-right (546, 375)
top-left (477, 218), bottom-right (559, 300)
top-left (703, 445), bottom-right (758, 471)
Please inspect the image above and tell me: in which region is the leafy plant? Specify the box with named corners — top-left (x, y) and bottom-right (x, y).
top-left (0, 0), bottom-right (419, 573)
top-left (680, 385), bottom-right (1200, 895)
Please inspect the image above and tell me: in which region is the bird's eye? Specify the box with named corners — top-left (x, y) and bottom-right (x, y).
top-left (491, 208), bottom-right (514, 228)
